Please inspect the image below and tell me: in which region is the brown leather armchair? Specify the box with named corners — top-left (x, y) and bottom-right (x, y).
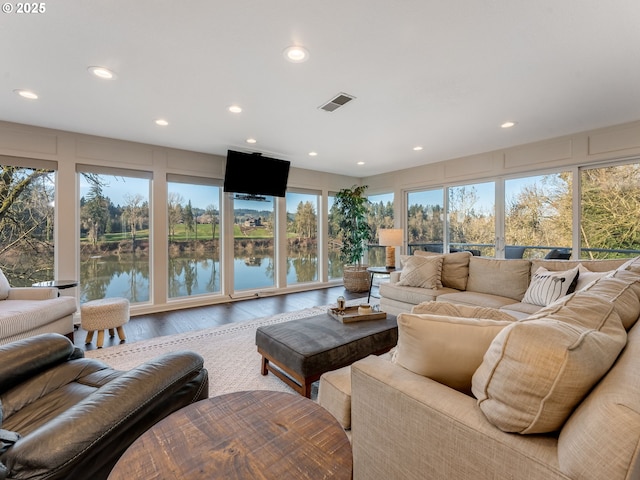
top-left (0, 333), bottom-right (208, 480)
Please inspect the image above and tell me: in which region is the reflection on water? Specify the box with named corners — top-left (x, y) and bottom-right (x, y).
top-left (80, 250), bottom-right (333, 303)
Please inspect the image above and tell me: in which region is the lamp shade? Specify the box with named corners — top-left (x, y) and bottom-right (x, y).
top-left (378, 229), bottom-right (403, 246)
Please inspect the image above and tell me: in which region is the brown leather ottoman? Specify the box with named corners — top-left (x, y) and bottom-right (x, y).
top-left (255, 312), bottom-right (397, 397)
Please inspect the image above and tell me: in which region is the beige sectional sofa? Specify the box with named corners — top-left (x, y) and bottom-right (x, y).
top-left (319, 253), bottom-right (640, 480)
top-left (0, 271), bottom-right (77, 345)
top-left (379, 251), bottom-right (626, 318)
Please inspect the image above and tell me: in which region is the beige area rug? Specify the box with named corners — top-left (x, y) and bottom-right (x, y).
top-left (85, 298), bottom-right (373, 397)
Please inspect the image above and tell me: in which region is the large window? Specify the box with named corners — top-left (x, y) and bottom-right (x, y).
top-left (78, 169), bottom-right (151, 304)
top-left (580, 163), bottom-right (640, 259)
top-left (233, 196), bottom-right (275, 291)
top-left (167, 178), bottom-right (221, 298)
top-left (0, 163), bottom-right (55, 286)
top-left (505, 173), bottom-right (571, 258)
top-left (286, 191), bottom-right (319, 285)
top-left (448, 181), bottom-right (495, 256)
top-left (327, 194), bottom-right (343, 280)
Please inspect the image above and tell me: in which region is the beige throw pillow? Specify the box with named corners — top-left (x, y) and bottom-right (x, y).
top-left (414, 251), bottom-right (472, 290)
top-left (472, 294), bottom-right (627, 434)
top-left (522, 266), bottom-right (579, 307)
top-left (393, 313), bottom-right (513, 394)
top-left (575, 264), bottom-right (611, 291)
top-left (397, 255), bottom-right (443, 289)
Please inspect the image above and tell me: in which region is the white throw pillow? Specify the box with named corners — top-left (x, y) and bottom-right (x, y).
top-left (393, 313), bottom-right (513, 394)
top-left (0, 269), bottom-right (10, 300)
top-left (397, 255), bottom-right (443, 289)
top-left (522, 266), bottom-right (579, 306)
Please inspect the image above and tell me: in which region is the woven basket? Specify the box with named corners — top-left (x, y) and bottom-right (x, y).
top-left (343, 265), bottom-right (370, 293)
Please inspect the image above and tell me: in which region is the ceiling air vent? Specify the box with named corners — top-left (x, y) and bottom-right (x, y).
top-left (319, 92), bottom-right (355, 112)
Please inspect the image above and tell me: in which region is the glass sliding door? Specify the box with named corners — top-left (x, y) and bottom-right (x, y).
top-left (505, 173), bottom-right (572, 258)
top-left (407, 188), bottom-right (444, 254)
top-left (580, 162), bottom-right (640, 259)
top-left (286, 191), bottom-right (319, 285)
top-left (167, 177), bottom-right (222, 298)
top-left (233, 195), bottom-right (275, 291)
top-left (448, 181), bottom-right (495, 256)
top-left (78, 168), bottom-right (151, 303)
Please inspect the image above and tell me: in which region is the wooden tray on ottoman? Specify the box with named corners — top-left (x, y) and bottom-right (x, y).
top-left (327, 305), bottom-right (387, 323)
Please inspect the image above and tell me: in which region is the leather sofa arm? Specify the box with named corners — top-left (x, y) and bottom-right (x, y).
top-left (6, 287), bottom-right (58, 301)
top-left (2, 351), bottom-right (208, 480)
top-left (0, 334), bottom-right (81, 394)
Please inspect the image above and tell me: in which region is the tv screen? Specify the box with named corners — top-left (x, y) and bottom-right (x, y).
top-left (223, 150), bottom-right (290, 198)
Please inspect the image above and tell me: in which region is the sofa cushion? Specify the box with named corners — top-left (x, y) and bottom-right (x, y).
top-left (466, 257), bottom-right (531, 301)
top-left (472, 294), bottom-right (627, 434)
top-left (0, 269), bottom-right (10, 300)
top-left (414, 251), bottom-right (472, 290)
top-left (397, 255), bottom-right (443, 289)
top-left (411, 300), bottom-right (517, 321)
top-left (521, 266), bottom-right (579, 307)
top-left (437, 291), bottom-right (524, 310)
top-left (393, 312), bottom-right (513, 394)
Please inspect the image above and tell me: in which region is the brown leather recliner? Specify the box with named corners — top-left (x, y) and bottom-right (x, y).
top-left (0, 333), bottom-right (209, 480)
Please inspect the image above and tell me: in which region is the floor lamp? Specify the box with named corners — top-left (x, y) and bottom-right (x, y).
top-left (378, 229), bottom-right (403, 269)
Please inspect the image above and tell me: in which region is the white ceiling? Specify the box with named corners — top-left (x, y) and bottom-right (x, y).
top-left (2, 0), bottom-right (639, 177)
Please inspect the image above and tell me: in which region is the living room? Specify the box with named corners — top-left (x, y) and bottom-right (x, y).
top-left (1, 1), bottom-right (640, 479)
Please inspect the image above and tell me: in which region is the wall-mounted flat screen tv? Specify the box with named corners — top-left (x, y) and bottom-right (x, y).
top-left (223, 149), bottom-right (290, 198)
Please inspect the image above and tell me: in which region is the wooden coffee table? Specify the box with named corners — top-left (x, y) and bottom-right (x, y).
top-left (107, 390), bottom-right (352, 480)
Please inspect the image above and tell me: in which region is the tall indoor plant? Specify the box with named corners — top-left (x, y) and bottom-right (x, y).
top-left (335, 184), bottom-right (372, 292)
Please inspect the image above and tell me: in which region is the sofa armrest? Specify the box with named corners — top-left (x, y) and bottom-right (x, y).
top-left (351, 355), bottom-right (563, 480)
top-left (2, 351), bottom-right (208, 479)
top-left (6, 287), bottom-right (58, 301)
top-left (389, 271), bottom-right (401, 283)
top-left (0, 334), bottom-right (80, 394)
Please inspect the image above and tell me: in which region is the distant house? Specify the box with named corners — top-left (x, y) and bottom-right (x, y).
top-left (243, 216), bottom-right (263, 228)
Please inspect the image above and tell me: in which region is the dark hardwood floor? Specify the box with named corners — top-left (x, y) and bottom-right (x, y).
top-left (74, 286), bottom-right (367, 351)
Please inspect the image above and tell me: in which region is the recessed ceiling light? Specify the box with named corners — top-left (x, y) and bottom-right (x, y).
top-left (501, 121), bottom-right (517, 128)
top-left (413, 146), bottom-right (423, 151)
top-left (228, 105), bottom-right (242, 113)
top-left (246, 138), bottom-right (257, 144)
top-left (155, 119), bottom-right (169, 126)
top-left (283, 45), bottom-right (309, 63)
top-left (357, 161), bottom-right (365, 165)
top-left (88, 66), bottom-right (115, 79)
top-left (14, 89), bottom-right (38, 100)
top-left (308, 151), bottom-right (318, 157)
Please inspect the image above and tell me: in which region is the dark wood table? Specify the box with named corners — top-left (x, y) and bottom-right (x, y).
top-left (107, 390), bottom-right (353, 480)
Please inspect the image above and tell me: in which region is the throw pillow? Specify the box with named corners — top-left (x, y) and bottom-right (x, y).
top-left (522, 266), bottom-right (579, 307)
top-left (0, 269), bottom-right (10, 300)
top-left (414, 251), bottom-right (472, 290)
top-left (575, 264), bottom-right (610, 291)
top-left (579, 274), bottom-right (640, 330)
top-left (397, 255), bottom-right (443, 289)
top-left (393, 312), bottom-right (513, 394)
top-left (472, 294), bottom-right (627, 434)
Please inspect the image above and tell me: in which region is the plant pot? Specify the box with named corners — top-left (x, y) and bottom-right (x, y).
top-left (343, 265), bottom-right (370, 293)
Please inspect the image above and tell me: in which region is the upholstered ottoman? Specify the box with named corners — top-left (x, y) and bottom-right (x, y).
top-left (256, 312), bottom-right (397, 398)
top-left (81, 297), bottom-right (129, 348)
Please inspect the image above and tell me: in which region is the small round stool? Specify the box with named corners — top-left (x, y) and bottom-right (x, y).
top-left (81, 297), bottom-right (130, 348)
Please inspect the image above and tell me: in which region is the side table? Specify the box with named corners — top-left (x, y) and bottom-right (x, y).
top-left (366, 266), bottom-right (398, 303)
top-left (32, 280), bottom-right (78, 290)
top-left (108, 390), bottom-right (352, 480)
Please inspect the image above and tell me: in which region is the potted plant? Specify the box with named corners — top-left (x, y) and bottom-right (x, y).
top-left (334, 184), bottom-right (372, 292)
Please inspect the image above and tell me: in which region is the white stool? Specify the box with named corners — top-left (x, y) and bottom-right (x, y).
top-left (81, 297), bottom-right (130, 348)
